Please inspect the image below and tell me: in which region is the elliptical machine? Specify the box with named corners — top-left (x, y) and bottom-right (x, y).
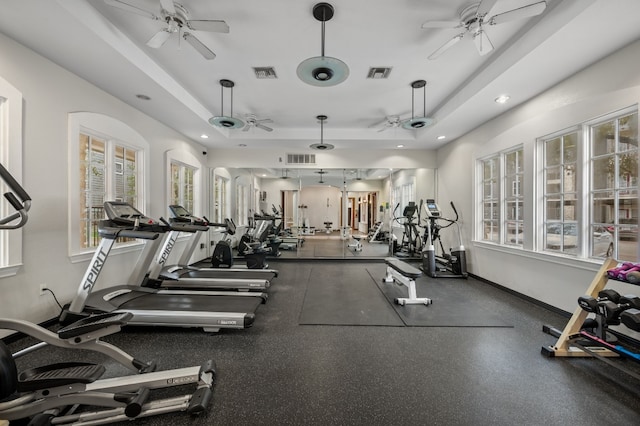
top-left (393, 201), bottom-right (423, 259)
top-left (422, 199), bottom-right (468, 278)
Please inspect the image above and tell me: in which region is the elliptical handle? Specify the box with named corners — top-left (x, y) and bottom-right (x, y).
top-left (0, 163), bottom-right (31, 203)
top-left (450, 201), bottom-right (459, 221)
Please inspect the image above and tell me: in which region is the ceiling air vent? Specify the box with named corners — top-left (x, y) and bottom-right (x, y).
top-left (367, 67), bottom-right (392, 79)
top-left (286, 153), bottom-right (316, 165)
top-left (253, 67), bottom-right (278, 79)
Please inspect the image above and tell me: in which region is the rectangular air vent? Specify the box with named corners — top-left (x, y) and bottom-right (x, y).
top-left (253, 67), bottom-right (278, 79)
top-left (367, 67), bottom-right (392, 79)
top-left (286, 153), bottom-right (316, 165)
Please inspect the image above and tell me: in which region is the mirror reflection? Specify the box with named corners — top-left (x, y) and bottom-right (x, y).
top-left (210, 167), bottom-right (436, 260)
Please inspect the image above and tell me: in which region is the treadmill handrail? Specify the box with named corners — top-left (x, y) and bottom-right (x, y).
top-left (98, 222), bottom-right (160, 241)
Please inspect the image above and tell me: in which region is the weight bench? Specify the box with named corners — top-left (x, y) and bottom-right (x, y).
top-left (348, 235), bottom-right (363, 252)
top-left (383, 257), bottom-right (432, 306)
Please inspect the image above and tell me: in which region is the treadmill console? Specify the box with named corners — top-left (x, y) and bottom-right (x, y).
top-left (168, 204), bottom-right (208, 226)
top-left (103, 201), bottom-right (167, 232)
top-left (425, 199), bottom-right (441, 218)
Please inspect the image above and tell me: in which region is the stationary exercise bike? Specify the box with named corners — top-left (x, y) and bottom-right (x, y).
top-left (421, 199), bottom-right (468, 278)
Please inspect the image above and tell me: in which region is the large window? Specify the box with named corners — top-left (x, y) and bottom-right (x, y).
top-left (170, 161), bottom-right (195, 213)
top-left (69, 113), bottom-right (148, 257)
top-left (505, 149), bottom-right (523, 246)
top-left (479, 148), bottom-right (523, 245)
top-left (538, 107), bottom-right (636, 260)
top-left (480, 156), bottom-right (500, 243)
top-left (0, 76), bottom-right (24, 275)
top-left (589, 109), bottom-right (638, 260)
top-left (543, 131), bottom-right (579, 255)
top-left (236, 184), bottom-right (248, 226)
top-left (79, 132), bottom-right (140, 249)
top-left (213, 172), bottom-right (228, 223)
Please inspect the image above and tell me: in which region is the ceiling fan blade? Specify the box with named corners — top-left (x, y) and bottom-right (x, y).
top-left (428, 33), bottom-right (464, 60)
top-left (242, 123), bottom-right (251, 132)
top-left (488, 1), bottom-right (547, 26)
top-left (421, 20), bottom-right (462, 29)
top-left (188, 19), bottom-right (230, 33)
top-left (476, 0), bottom-right (499, 19)
top-left (473, 29), bottom-right (494, 55)
top-left (104, 0), bottom-right (158, 19)
top-left (159, 0), bottom-right (177, 16)
top-left (147, 29), bottom-right (171, 48)
top-left (256, 123), bottom-right (273, 132)
top-left (183, 32), bottom-right (216, 60)
top-left (255, 118), bottom-right (274, 124)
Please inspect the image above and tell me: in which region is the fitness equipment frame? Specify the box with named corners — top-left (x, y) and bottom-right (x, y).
top-left (0, 314), bottom-right (215, 424)
top-left (422, 199), bottom-right (468, 278)
top-left (393, 201), bottom-right (423, 259)
top-left (383, 257), bottom-right (432, 306)
top-left (61, 202), bottom-right (264, 333)
top-left (0, 164), bottom-right (215, 424)
top-left (143, 205), bottom-right (276, 291)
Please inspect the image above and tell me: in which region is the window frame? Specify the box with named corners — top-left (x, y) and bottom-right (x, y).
top-left (166, 149), bottom-right (201, 216)
top-left (0, 76), bottom-right (24, 277)
top-left (68, 112), bottom-right (149, 261)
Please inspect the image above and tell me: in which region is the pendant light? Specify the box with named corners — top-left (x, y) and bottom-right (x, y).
top-left (297, 3), bottom-right (349, 87)
top-left (309, 115), bottom-right (335, 151)
top-left (402, 80), bottom-right (436, 129)
top-left (209, 79), bottom-right (244, 129)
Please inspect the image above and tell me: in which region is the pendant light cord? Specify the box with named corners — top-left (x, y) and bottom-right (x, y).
top-left (321, 18), bottom-right (326, 57)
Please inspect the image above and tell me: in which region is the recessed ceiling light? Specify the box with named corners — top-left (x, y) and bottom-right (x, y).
top-left (238, 144), bottom-right (247, 147)
top-left (135, 94), bottom-right (151, 101)
top-left (200, 134), bottom-right (209, 139)
top-left (397, 144), bottom-right (404, 148)
top-left (437, 135), bottom-right (446, 140)
top-left (495, 95), bottom-right (510, 104)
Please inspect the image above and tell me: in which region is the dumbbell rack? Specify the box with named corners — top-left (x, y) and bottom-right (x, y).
top-left (542, 257), bottom-right (622, 358)
top-left (542, 257), bottom-right (640, 383)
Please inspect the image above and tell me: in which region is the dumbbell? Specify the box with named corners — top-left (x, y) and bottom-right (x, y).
top-left (597, 294), bottom-right (640, 324)
top-left (620, 308), bottom-right (640, 332)
top-left (577, 289), bottom-right (621, 313)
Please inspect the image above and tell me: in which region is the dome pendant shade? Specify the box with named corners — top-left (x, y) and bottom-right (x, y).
top-left (298, 3), bottom-right (349, 87)
top-left (310, 114), bottom-right (335, 150)
top-left (209, 79), bottom-right (244, 129)
top-left (297, 57), bottom-right (349, 87)
top-left (402, 79), bottom-right (436, 130)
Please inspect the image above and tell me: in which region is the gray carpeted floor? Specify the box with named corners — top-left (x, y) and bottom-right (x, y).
top-left (6, 260), bottom-right (640, 425)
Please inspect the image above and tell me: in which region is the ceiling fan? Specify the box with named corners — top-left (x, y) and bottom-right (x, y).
top-left (422, 0), bottom-right (547, 59)
top-left (370, 115), bottom-right (404, 132)
top-left (242, 114), bottom-right (273, 132)
top-left (104, 0), bottom-right (229, 60)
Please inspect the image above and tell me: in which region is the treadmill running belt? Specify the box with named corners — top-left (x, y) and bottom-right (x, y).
top-left (118, 293), bottom-right (262, 312)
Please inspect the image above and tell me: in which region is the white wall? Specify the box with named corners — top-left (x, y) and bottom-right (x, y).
top-left (0, 33), bottom-right (206, 334)
top-left (437, 39), bottom-right (640, 312)
top-left (300, 186), bottom-right (342, 231)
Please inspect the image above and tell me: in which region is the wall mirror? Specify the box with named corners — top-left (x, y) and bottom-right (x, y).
top-left (210, 167), bottom-right (436, 260)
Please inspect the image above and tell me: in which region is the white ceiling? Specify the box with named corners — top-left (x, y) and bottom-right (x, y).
top-left (1, 0), bottom-right (640, 152)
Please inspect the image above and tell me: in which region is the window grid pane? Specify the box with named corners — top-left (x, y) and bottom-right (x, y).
top-left (590, 111), bottom-right (638, 260)
top-left (543, 131), bottom-right (578, 256)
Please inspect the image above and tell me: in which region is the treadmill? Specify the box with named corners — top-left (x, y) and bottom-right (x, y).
top-left (143, 218), bottom-right (272, 293)
top-left (60, 202), bottom-right (265, 333)
top-left (164, 205), bottom-right (279, 281)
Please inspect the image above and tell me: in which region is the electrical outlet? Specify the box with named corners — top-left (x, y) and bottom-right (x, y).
top-left (39, 284), bottom-right (47, 296)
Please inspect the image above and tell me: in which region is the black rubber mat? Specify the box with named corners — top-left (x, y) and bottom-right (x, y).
top-left (298, 265), bottom-right (404, 326)
top-left (367, 264), bottom-right (513, 327)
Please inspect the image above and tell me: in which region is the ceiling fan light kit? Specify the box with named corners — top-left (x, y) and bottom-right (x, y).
top-left (402, 80), bottom-right (436, 130)
top-left (423, 0), bottom-right (547, 59)
top-left (297, 3), bottom-right (349, 87)
top-left (208, 79), bottom-right (244, 129)
top-left (104, 0), bottom-right (228, 60)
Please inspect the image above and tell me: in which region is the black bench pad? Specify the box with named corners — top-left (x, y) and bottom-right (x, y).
top-left (385, 257), bottom-right (422, 279)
